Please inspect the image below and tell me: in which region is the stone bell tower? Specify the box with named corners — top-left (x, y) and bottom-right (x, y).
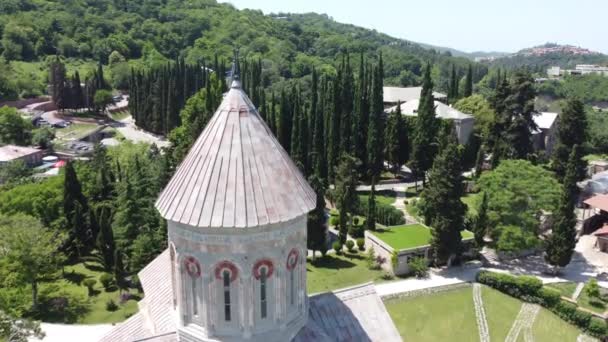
top-left (154, 55), bottom-right (316, 342)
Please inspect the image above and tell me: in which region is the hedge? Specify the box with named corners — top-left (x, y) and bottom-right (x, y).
top-left (477, 271), bottom-right (608, 338)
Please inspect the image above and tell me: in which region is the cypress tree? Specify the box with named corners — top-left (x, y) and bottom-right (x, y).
top-left (411, 62), bottom-right (440, 187)
top-left (72, 71), bottom-right (84, 110)
top-left (367, 55), bottom-right (385, 179)
top-left (339, 53), bottom-right (354, 154)
top-left (63, 161), bottom-right (89, 249)
top-left (50, 57), bottom-right (67, 111)
top-left (474, 145), bottom-right (484, 178)
top-left (385, 101), bottom-right (408, 175)
top-left (464, 64), bottom-right (473, 98)
top-left (114, 249), bottom-right (126, 291)
top-left (473, 191), bottom-right (488, 247)
top-left (96, 205), bottom-right (115, 271)
top-left (334, 154), bottom-right (359, 244)
top-left (505, 71), bottom-right (536, 159)
top-left (545, 145), bottom-right (579, 271)
top-left (307, 175), bottom-right (327, 261)
top-left (421, 143), bottom-right (466, 265)
top-left (366, 178), bottom-right (377, 231)
top-left (552, 97), bottom-right (587, 180)
top-left (278, 89), bottom-right (292, 152)
top-left (327, 79), bottom-right (341, 182)
top-left (290, 88), bottom-right (303, 168)
top-left (449, 64), bottom-right (458, 103)
top-left (353, 53), bottom-right (369, 168)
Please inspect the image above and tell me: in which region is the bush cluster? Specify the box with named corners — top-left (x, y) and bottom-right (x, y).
top-left (345, 240), bottom-right (355, 252)
top-left (477, 271), bottom-right (607, 338)
top-left (407, 257), bottom-right (429, 278)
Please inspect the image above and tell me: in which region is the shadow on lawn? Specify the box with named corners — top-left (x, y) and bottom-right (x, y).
top-left (308, 255), bottom-right (357, 270)
top-left (64, 270), bottom-right (87, 285)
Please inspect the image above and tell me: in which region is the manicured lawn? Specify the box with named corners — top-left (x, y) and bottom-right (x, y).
top-left (371, 224), bottom-right (474, 250)
top-left (531, 307), bottom-right (582, 341)
top-left (110, 110), bottom-right (131, 121)
top-left (584, 154), bottom-right (608, 162)
top-left (482, 286), bottom-right (525, 341)
top-left (54, 123), bottom-right (100, 141)
top-left (546, 282), bottom-right (578, 298)
top-left (46, 261), bottom-right (140, 324)
top-left (358, 190), bottom-right (397, 206)
top-left (384, 286), bottom-right (479, 342)
top-left (461, 193), bottom-right (480, 216)
top-left (306, 252), bottom-right (384, 294)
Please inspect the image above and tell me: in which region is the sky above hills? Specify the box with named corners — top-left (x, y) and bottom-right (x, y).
top-left (220, 0), bottom-right (608, 54)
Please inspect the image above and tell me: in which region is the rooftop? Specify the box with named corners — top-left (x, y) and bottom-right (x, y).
top-left (0, 145), bottom-right (41, 162)
top-left (594, 225), bottom-right (608, 236)
top-left (533, 112), bottom-right (558, 130)
top-left (584, 194), bottom-right (608, 212)
top-left (383, 86), bottom-right (447, 104)
top-left (155, 80), bottom-right (316, 229)
top-left (386, 100), bottom-right (473, 121)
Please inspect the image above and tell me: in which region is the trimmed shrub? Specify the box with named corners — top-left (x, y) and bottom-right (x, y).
top-left (391, 251), bottom-right (399, 269)
top-left (586, 278), bottom-right (600, 298)
top-left (381, 271), bottom-right (394, 280)
top-left (537, 287), bottom-right (561, 307)
top-left (356, 238), bottom-right (365, 251)
top-left (105, 299), bottom-right (118, 312)
top-left (353, 216), bottom-right (360, 226)
top-left (329, 215), bottom-right (339, 226)
top-left (332, 241), bottom-right (342, 254)
top-left (408, 257), bottom-right (429, 278)
top-left (588, 318), bottom-right (608, 336)
top-left (83, 279), bottom-right (97, 297)
top-left (345, 240), bottom-right (355, 252)
top-left (99, 273), bottom-right (114, 290)
top-left (366, 247), bottom-right (379, 270)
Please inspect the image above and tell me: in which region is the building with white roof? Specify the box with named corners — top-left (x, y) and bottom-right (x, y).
top-left (100, 64), bottom-right (401, 342)
top-left (383, 86), bottom-right (447, 106)
top-left (0, 144), bottom-right (43, 166)
top-left (386, 99), bottom-right (474, 145)
top-left (532, 112), bottom-right (559, 154)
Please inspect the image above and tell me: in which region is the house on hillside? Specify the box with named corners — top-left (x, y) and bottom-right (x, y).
top-left (383, 86), bottom-right (447, 107)
top-left (386, 99), bottom-right (474, 145)
top-left (531, 112), bottom-right (558, 155)
top-left (0, 145), bottom-right (43, 167)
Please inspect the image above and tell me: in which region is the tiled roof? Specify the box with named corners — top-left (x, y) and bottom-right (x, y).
top-left (155, 81), bottom-right (316, 228)
top-left (584, 194), bottom-right (608, 212)
top-left (594, 225), bottom-right (608, 236)
top-left (293, 283), bottom-right (402, 342)
top-left (0, 145), bottom-right (41, 162)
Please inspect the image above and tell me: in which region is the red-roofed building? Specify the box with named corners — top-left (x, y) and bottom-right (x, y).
top-left (595, 225), bottom-right (608, 252)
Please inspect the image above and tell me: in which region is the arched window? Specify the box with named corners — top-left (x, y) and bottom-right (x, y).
top-left (182, 256), bottom-right (202, 323)
top-left (286, 249), bottom-right (299, 307)
top-left (223, 270), bottom-right (231, 322)
top-left (260, 268), bottom-right (267, 319)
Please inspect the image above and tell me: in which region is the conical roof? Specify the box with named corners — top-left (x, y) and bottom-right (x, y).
top-left (155, 81), bottom-right (316, 228)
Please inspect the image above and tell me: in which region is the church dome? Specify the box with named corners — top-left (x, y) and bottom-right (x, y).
top-left (155, 80), bottom-right (316, 228)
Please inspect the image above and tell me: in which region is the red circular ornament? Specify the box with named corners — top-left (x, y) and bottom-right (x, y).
top-left (286, 248), bottom-right (299, 271)
top-left (183, 256), bottom-right (201, 278)
top-left (253, 259), bottom-right (274, 280)
top-left (214, 260), bottom-right (238, 282)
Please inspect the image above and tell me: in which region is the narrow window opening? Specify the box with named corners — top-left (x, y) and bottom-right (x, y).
top-left (290, 269), bottom-right (295, 306)
top-left (223, 270), bottom-right (231, 321)
top-left (191, 276), bottom-right (198, 316)
top-left (260, 268), bottom-right (267, 318)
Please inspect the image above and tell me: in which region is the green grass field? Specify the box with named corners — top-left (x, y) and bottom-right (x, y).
top-left (461, 193), bottom-right (480, 216)
top-left (44, 261), bottom-right (140, 324)
top-left (306, 252), bottom-right (384, 294)
top-left (385, 286), bottom-right (479, 341)
top-left (546, 282), bottom-right (578, 298)
top-left (385, 285), bottom-right (584, 342)
top-left (577, 284), bottom-right (607, 314)
top-left (358, 190), bottom-right (397, 206)
top-left (54, 123), bottom-right (100, 141)
top-left (371, 224), bottom-right (474, 250)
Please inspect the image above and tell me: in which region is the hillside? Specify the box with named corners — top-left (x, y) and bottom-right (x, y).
top-left (486, 43), bottom-right (608, 71)
top-left (0, 0), bottom-right (486, 101)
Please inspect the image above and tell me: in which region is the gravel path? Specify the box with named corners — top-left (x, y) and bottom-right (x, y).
top-left (505, 303), bottom-right (540, 342)
top-left (472, 284), bottom-right (490, 342)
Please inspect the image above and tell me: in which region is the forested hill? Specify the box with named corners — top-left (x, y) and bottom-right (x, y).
top-left (0, 0), bottom-right (485, 100)
top-left (486, 44), bottom-right (608, 71)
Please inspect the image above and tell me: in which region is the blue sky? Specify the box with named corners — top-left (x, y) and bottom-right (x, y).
top-left (219, 0), bottom-right (608, 54)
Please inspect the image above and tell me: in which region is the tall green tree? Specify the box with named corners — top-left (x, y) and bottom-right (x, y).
top-left (385, 101), bottom-right (408, 174)
top-left (307, 175), bottom-right (327, 261)
top-left (0, 214), bottom-right (64, 311)
top-left (505, 71), bottom-right (537, 159)
top-left (448, 64), bottom-right (459, 103)
top-left (63, 161), bottom-right (91, 255)
top-left (411, 63), bottom-right (440, 187)
top-left (353, 53), bottom-right (369, 169)
top-left (463, 64), bottom-right (473, 98)
top-left (95, 205), bottom-right (115, 272)
top-left (339, 54), bottom-right (354, 154)
top-left (545, 145), bottom-right (579, 271)
top-left (367, 56), bottom-right (385, 179)
top-left (420, 144), bottom-right (466, 264)
top-left (0, 106), bottom-right (32, 146)
top-left (366, 178), bottom-right (377, 231)
top-left (473, 191), bottom-right (488, 247)
top-left (334, 154), bottom-right (359, 244)
top-left (552, 97), bottom-right (587, 180)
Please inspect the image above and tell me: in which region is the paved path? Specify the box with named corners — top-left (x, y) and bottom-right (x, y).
top-left (573, 282), bottom-right (585, 300)
top-left (505, 303), bottom-right (540, 342)
top-left (112, 115), bottom-right (170, 148)
top-left (472, 284), bottom-right (490, 342)
top-left (375, 266), bottom-right (479, 297)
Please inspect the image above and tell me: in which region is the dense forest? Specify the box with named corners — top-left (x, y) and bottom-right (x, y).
top-left (0, 0), bottom-right (487, 101)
